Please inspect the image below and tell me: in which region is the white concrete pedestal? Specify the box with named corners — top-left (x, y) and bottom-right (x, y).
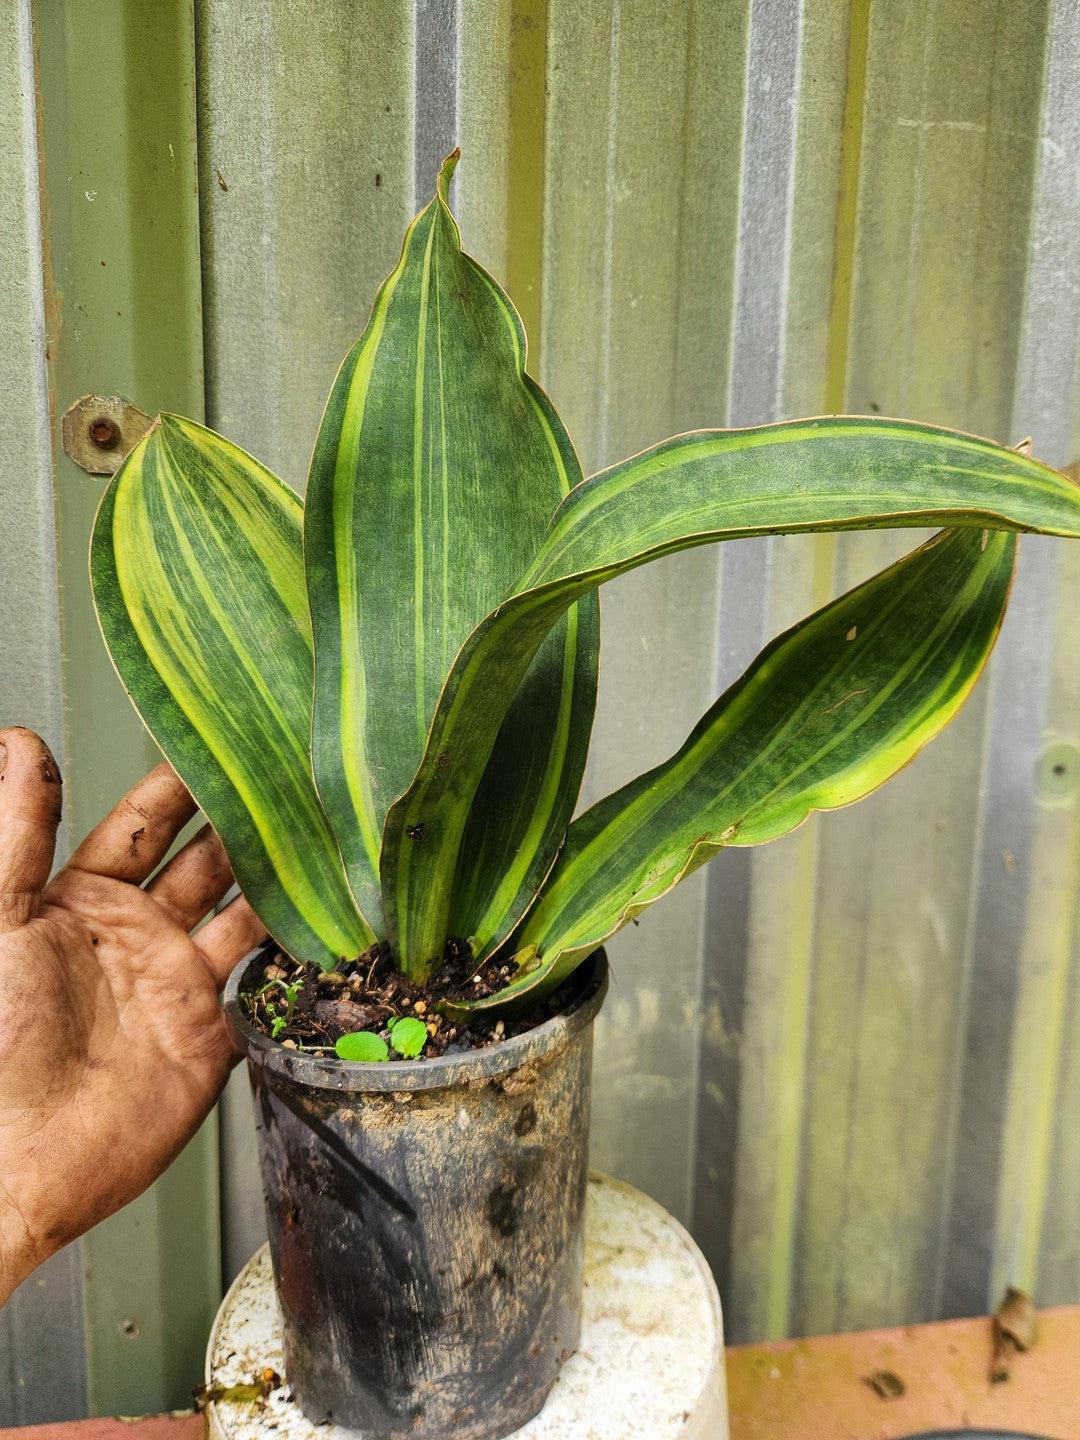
top-left (205, 1172), bottom-right (727, 1439)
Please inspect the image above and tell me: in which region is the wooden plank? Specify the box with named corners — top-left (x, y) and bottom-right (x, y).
top-left (728, 1304), bottom-right (1080, 1439)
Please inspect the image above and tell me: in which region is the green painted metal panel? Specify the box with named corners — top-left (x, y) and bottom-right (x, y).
top-left (7, 0), bottom-right (1080, 1413)
top-left (989, 0), bottom-right (1080, 1312)
top-left (789, 0), bottom-right (1056, 1339)
top-left (0, 0), bottom-right (87, 1421)
top-left (32, 0), bottom-right (220, 1413)
top-left (194, 0), bottom-right (418, 1282)
top-left (198, 0), bottom-right (1080, 1349)
top-left (540, 0), bottom-right (750, 1222)
top-left (196, 0), bottom-right (417, 489)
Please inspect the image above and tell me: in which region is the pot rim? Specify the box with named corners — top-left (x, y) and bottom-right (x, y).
top-left (223, 945), bottom-right (608, 1093)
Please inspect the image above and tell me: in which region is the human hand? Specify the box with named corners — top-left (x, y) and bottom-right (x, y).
top-left (0, 727), bottom-right (266, 1304)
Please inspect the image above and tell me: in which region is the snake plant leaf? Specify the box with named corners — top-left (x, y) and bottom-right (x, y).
top-left (305, 150), bottom-right (598, 953)
top-left (90, 415), bottom-right (373, 969)
top-left (382, 418), bottom-right (1080, 976)
top-left (449, 610), bottom-right (599, 960)
top-left (461, 526), bottom-right (1016, 1011)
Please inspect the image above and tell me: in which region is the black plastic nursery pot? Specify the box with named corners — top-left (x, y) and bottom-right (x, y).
top-left (223, 948), bottom-right (608, 1440)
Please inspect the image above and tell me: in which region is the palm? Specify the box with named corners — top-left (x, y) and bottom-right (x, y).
top-left (0, 728), bottom-right (264, 1296)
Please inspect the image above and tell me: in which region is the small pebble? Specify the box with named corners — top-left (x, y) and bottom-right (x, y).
top-left (413, 1000), bottom-right (427, 1015)
top-left (493, 1021), bottom-right (505, 1039)
top-left (264, 964), bottom-right (287, 981)
top-left (401, 996), bottom-right (412, 1007)
top-left (281, 1039), bottom-right (297, 1050)
top-left (426, 1022), bottom-right (437, 1036)
top-left (320, 971), bottom-right (348, 987)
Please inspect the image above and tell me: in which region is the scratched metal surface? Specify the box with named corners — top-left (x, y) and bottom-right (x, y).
top-left (4, 0), bottom-right (1080, 1420)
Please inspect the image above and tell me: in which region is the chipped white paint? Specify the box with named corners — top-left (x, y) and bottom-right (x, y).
top-left (206, 1174), bottom-right (726, 1440)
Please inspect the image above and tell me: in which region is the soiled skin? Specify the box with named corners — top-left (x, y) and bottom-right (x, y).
top-left (0, 726), bottom-right (266, 1307)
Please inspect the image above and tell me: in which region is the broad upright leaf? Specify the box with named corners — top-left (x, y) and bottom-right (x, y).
top-left (383, 418), bottom-right (1080, 974)
top-left (305, 151), bottom-right (598, 953)
top-left (479, 526), bottom-right (1015, 1008)
top-left (91, 415), bottom-right (372, 968)
top-left (448, 608), bottom-right (598, 959)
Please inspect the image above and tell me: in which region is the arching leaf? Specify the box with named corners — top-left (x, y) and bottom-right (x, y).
top-left (469, 526), bottom-right (1015, 1010)
top-left (382, 418), bottom-right (1080, 978)
top-left (91, 415), bottom-right (371, 968)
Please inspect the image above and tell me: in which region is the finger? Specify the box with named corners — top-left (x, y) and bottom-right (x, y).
top-left (66, 761), bottom-right (197, 885)
top-left (0, 728), bottom-right (63, 930)
top-left (145, 823), bottom-right (235, 931)
top-left (196, 895), bottom-right (268, 988)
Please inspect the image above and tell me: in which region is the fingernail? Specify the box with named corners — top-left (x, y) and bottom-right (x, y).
top-left (0, 742), bottom-right (7, 778)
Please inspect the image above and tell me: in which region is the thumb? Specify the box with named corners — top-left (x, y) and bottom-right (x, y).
top-left (0, 728), bottom-right (63, 930)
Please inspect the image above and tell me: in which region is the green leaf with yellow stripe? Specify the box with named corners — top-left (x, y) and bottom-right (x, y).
top-left (382, 418), bottom-right (1080, 977)
top-left (458, 526), bottom-right (1014, 1011)
top-left (90, 415), bottom-right (373, 969)
top-left (304, 151), bottom-right (598, 952)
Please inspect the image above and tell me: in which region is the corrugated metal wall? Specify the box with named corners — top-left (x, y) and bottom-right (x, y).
top-left (3, 0), bottom-right (1079, 1419)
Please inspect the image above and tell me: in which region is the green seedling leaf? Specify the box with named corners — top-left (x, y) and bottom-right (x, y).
top-left (388, 1016), bottom-right (428, 1059)
top-left (335, 1030), bottom-right (390, 1063)
top-left (270, 1015), bottom-right (286, 1039)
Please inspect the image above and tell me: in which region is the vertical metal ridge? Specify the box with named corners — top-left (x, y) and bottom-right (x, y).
top-left (939, 0), bottom-right (1065, 1317)
top-left (505, 0), bottom-right (550, 365)
top-left (31, 0), bottom-right (220, 1414)
top-left (195, 0), bottom-right (418, 1288)
top-left (414, 0), bottom-right (460, 208)
top-left (8, 1), bottom-right (1080, 1405)
top-left (594, 0), bottom-right (621, 467)
top-left (4, 0), bottom-right (66, 781)
top-left (822, 0), bottom-right (871, 413)
top-left (725, 0), bottom-right (805, 426)
top-left (986, 0), bottom-right (1080, 1306)
top-left (698, 0), bottom-right (823, 1342)
top-left (0, 4), bottom-right (86, 1416)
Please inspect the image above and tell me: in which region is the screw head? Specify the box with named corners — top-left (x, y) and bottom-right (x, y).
top-left (89, 416), bottom-right (121, 450)
top-left (61, 394), bottom-right (151, 476)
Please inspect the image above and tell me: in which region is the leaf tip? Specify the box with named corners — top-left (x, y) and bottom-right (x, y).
top-left (436, 149), bottom-right (461, 206)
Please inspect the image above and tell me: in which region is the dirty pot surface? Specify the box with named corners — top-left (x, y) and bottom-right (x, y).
top-left (205, 1172), bottom-right (726, 1439)
top-left (224, 949), bottom-right (607, 1440)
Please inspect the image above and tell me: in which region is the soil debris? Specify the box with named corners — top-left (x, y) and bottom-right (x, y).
top-left (991, 1285), bottom-right (1037, 1382)
top-left (240, 938), bottom-right (575, 1060)
top-left (863, 1369), bottom-right (905, 1400)
top-left (194, 1366), bottom-right (283, 1409)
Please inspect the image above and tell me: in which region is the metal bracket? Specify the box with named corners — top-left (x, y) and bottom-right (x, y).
top-left (61, 394), bottom-right (153, 476)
